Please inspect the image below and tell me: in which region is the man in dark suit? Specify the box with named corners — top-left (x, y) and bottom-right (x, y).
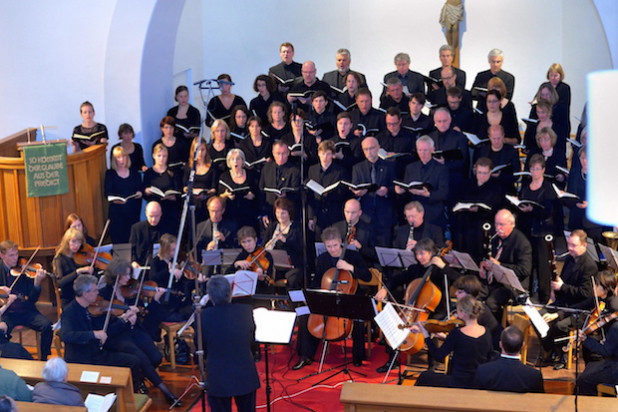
top-left (129, 201), bottom-right (166, 268)
top-left (382, 52), bottom-right (425, 98)
top-left (351, 137), bottom-right (396, 246)
top-left (269, 42), bottom-right (302, 94)
top-left (287, 61), bottom-right (331, 113)
top-left (333, 198), bottom-right (376, 265)
top-left (196, 196), bottom-right (239, 254)
top-left (350, 89), bottom-right (386, 138)
top-left (473, 326), bottom-right (544, 393)
top-left (428, 67), bottom-right (472, 110)
top-left (322, 48), bottom-right (367, 91)
top-left (472, 48), bottom-right (515, 100)
top-left (393, 201), bottom-right (444, 250)
top-left (201, 275), bottom-right (260, 412)
top-left (428, 44), bottom-right (466, 91)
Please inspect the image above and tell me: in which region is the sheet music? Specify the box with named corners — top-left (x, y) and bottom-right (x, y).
top-left (202, 250), bottom-right (223, 266)
top-left (288, 289), bottom-right (306, 303)
top-left (599, 244), bottom-right (618, 270)
top-left (375, 246), bottom-right (417, 268)
top-left (489, 262), bottom-right (525, 292)
top-left (523, 300), bottom-right (549, 338)
top-left (226, 270), bottom-right (258, 296)
top-left (374, 303), bottom-right (410, 350)
top-left (451, 250), bottom-right (480, 271)
top-left (253, 307), bottom-right (297, 344)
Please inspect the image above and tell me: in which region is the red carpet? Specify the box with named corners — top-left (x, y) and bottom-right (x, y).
top-left (190, 340), bottom-right (410, 411)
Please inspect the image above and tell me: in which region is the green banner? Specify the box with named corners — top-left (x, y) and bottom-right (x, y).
top-left (23, 142), bottom-right (69, 197)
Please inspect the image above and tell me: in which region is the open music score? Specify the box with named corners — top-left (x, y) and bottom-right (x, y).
top-left (374, 302), bottom-right (410, 350)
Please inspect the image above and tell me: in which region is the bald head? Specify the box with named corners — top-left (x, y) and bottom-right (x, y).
top-left (145, 201), bottom-right (162, 227)
top-left (494, 209), bottom-right (515, 239)
top-left (361, 137), bottom-right (380, 162)
top-left (302, 61), bottom-right (317, 85)
top-left (344, 199), bottom-right (362, 225)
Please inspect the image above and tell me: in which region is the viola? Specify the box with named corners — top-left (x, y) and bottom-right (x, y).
top-left (245, 247), bottom-right (274, 285)
top-left (10, 258), bottom-right (54, 279)
top-left (307, 224), bottom-right (358, 342)
top-left (120, 279), bottom-right (183, 300)
top-left (73, 244), bottom-right (113, 270)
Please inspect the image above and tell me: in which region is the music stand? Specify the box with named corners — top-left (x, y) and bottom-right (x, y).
top-left (375, 246), bottom-right (417, 268)
top-left (303, 289), bottom-right (376, 385)
top-left (253, 308), bottom-right (296, 412)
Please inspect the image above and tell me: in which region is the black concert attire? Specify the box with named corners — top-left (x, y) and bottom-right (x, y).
top-left (429, 66), bottom-right (467, 91)
top-left (393, 222), bottom-right (444, 251)
top-left (416, 327), bottom-right (493, 389)
top-left (263, 222), bottom-right (304, 289)
top-left (196, 218), bottom-right (239, 262)
top-left (555, 81), bottom-right (572, 132)
top-left (349, 107), bottom-right (386, 137)
top-left (473, 355), bottom-right (544, 393)
top-left (281, 131), bottom-right (318, 169)
top-left (288, 78), bottom-right (331, 113)
top-left (540, 251), bottom-right (596, 354)
top-left (218, 170), bottom-right (260, 231)
top-left (383, 70), bottom-right (426, 97)
top-left (149, 255), bottom-right (193, 321)
top-left (527, 148), bottom-right (568, 190)
top-left (307, 109), bottom-right (336, 141)
top-left (269, 61), bottom-right (302, 84)
top-left (484, 229), bottom-right (532, 320)
top-left (474, 109), bottom-right (520, 143)
top-left (249, 93), bottom-right (285, 124)
top-left (335, 92), bottom-right (358, 113)
top-left (428, 128), bottom-right (469, 203)
top-left (263, 122), bottom-right (291, 142)
top-left (296, 249), bottom-right (371, 365)
top-left (53, 254), bottom-right (84, 307)
top-left (473, 144), bottom-right (520, 195)
top-left (472, 69), bottom-right (515, 100)
top-left (208, 142), bottom-right (232, 174)
top-left (322, 70), bottom-right (367, 90)
top-left (376, 128), bottom-right (417, 178)
top-left (150, 138), bottom-right (189, 171)
top-left (329, 134), bottom-right (363, 170)
top-left (523, 104), bottom-right (569, 158)
top-left (517, 179), bottom-right (560, 304)
top-left (183, 164), bottom-right (219, 224)
top-left (206, 95), bottom-right (247, 127)
top-left (400, 159), bottom-right (449, 228)
top-left (109, 142), bottom-right (146, 172)
top-left (0, 262), bottom-right (52, 360)
top-left (201, 302), bottom-right (260, 412)
top-left (143, 167), bottom-right (182, 231)
top-left (352, 158), bottom-right (396, 247)
top-left (334, 219), bottom-right (376, 266)
top-left (447, 105), bottom-right (475, 133)
top-left (225, 249), bottom-right (274, 294)
top-left (129, 220), bottom-right (166, 266)
top-left (237, 136), bottom-right (273, 177)
top-left (307, 162), bottom-right (350, 236)
top-left (167, 104), bottom-right (201, 142)
top-left (230, 126), bottom-right (248, 147)
top-left (71, 123), bottom-right (108, 151)
top-left (566, 167), bottom-right (608, 242)
top-left (428, 87), bottom-right (473, 110)
top-left (61, 299), bottom-right (141, 390)
top-left (576, 321), bottom-right (618, 395)
top-left (451, 177), bottom-right (504, 263)
top-left (258, 161), bottom-right (300, 220)
top-left (104, 168), bottom-right (143, 244)
top-left (379, 94), bottom-right (410, 114)
top-left (402, 113), bottom-right (434, 137)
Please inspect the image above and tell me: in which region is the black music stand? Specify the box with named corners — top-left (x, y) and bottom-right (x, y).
top-left (303, 289), bottom-right (376, 385)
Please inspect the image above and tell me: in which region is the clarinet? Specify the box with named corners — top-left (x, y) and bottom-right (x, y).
top-left (407, 225), bottom-right (415, 251)
top-left (212, 222), bottom-right (219, 249)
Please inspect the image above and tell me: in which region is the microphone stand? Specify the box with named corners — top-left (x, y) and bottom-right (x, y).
top-left (194, 79), bottom-right (220, 133)
top-left (297, 111), bottom-right (309, 289)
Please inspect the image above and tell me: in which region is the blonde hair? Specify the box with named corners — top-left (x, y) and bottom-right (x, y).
top-left (457, 295), bottom-right (484, 319)
top-left (188, 137), bottom-right (210, 168)
top-left (55, 228), bottom-right (85, 258)
top-left (211, 119), bottom-right (231, 141)
top-left (158, 233), bottom-right (177, 258)
top-left (546, 63), bottom-right (565, 81)
top-left (111, 146), bottom-right (131, 171)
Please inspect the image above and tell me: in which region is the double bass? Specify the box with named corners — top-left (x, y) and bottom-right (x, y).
top-left (307, 225), bottom-right (358, 341)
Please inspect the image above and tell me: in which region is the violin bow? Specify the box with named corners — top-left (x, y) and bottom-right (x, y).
top-left (90, 219), bottom-right (111, 271)
top-left (591, 276), bottom-right (606, 342)
top-left (9, 246), bottom-right (40, 291)
top-left (102, 273), bottom-right (122, 337)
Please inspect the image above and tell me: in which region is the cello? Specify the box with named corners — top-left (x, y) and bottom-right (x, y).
top-left (307, 224), bottom-right (358, 341)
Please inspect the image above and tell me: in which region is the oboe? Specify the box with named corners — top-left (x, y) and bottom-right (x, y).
top-left (406, 225), bottom-right (415, 251)
top-left (212, 222), bottom-right (219, 249)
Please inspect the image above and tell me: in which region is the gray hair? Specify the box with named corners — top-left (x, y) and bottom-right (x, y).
top-left (439, 44), bottom-right (454, 54)
top-left (386, 77), bottom-right (402, 87)
top-left (488, 48), bottom-right (504, 60)
top-left (434, 107), bottom-right (452, 119)
top-left (416, 135), bottom-right (435, 148)
top-left (226, 148), bottom-right (246, 169)
top-left (394, 52), bottom-right (410, 64)
top-left (42, 357), bottom-right (69, 382)
top-left (207, 275), bottom-right (232, 305)
top-left (336, 48), bottom-right (350, 58)
top-left (74, 274), bottom-right (97, 297)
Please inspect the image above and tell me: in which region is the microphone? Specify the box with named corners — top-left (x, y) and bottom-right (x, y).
top-left (217, 80), bottom-right (235, 86)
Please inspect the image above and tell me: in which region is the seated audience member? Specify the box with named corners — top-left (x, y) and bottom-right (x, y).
top-left (379, 78), bottom-right (410, 113)
top-left (205, 74), bottom-right (247, 127)
top-left (402, 93), bottom-right (434, 136)
top-left (0, 361), bottom-right (31, 401)
top-left (472, 125), bottom-right (519, 194)
top-left (269, 42), bottom-right (302, 94)
top-left (473, 326), bottom-right (544, 393)
top-left (472, 48), bottom-right (515, 100)
top-left (249, 74), bottom-right (284, 124)
top-left (32, 357), bottom-right (85, 406)
top-left (262, 101), bottom-right (290, 141)
top-left (382, 52), bottom-right (426, 98)
top-left (322, 48), bottom-right (367, 91)
top-left (71, 101), bottom-right (108, 152)
top-left (287, 61), bottom-right (331, 113)
top-left (350, 88), bottom-right (386, 138)
top-left (445, 87), bottom-right (474, 133)
top-left (0, 396), bottom-right (17, 412)
top-left (167, 85), bottom-right (201, 142)
top-left (129, 201), bottom-right (166, 268)
top-left (428, 44), bottom-right (466, 91)
top-left (110, 123), bottom-right (147, 172)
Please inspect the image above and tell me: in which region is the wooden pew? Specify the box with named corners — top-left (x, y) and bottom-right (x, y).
top-left (0, 358), bottom-right (138, 412)
top-left (15, 401), bottom-right (87, 412)
top-left (340, 382), bottom-right (618, 412)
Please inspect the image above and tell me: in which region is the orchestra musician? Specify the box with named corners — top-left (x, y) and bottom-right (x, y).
top-left (228, 226), bottom-right (275, 294)
top-left (393, 201), bottom-right (444, 251)
top-left (333, 199), bottom-right (376, 265)
top-left (53, 228), bottom-right (95, 307)
top-left (196, 196), bottom-right (239, 268)
top-left (0, 240), bottom-right (53, 360)
top-left (293, 227), bottom-right (371, 370)
top-left (64, 213), bottom-right (95, 247)
top-left (129, 201), bottom-right (167, 269)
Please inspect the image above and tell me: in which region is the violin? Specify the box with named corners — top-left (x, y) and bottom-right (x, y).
top-left (0, 292), bottom-right (28, 306)
top-left (180, 255), bottom-right (202, 280)
top-left (563, 310), bottom-right (618, 352)
top-left (120, 279), bottom-right (183, 300)
top-left (245, 247), bottom-right (274, 285)
top-left (73, 244), bottom-right (113, 270)
top-left (307, 224), bottom-right (358, 341)
top-left (10, 258), bottom-right (54, 279)
top-left (399, 318), bottom-right (464, 334)
top-left (87, 295), bottom-right (144, 317)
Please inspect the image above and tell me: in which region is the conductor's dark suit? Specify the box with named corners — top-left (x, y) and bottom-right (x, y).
top-left (473, 356), bottom-right (544, 393)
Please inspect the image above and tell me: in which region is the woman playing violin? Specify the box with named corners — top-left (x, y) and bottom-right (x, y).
top-left (53, 228), bottom-right (95, 307)
top-left (64, 213), bottom-right (95, 247)
top-left (414, 295), bottom-right (494, 389)
top-left (229, 226), bottom-right (274, 293)
top-left (0, 240), bottom-right (53, 360)
top-left (293, 227), bottom-right (371, 370)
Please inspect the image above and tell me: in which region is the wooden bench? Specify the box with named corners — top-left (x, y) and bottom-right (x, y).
top-left (1, 358), bottom-right (142, 412)
top-left (15, 401), bottom-right (86, 412)
top-left (340, 382), bottom-right (618, 411)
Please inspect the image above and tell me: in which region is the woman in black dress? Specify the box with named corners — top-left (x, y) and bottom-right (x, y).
top-left (205, 74), bottom-right (247, 127)
top-left (64, 213), bottom-right (95, 247)
top-left (208, 119), bottom-right (232, 174)
top-left (546, 63), bottom-right (571, 119)
top-left (167, 85), bottom-right (201, 143)
top-left (218, 148), bottom-right (259, 231)
top-left (110, 123), bottom-right (146, 172)
top-left (143, 144), bottom-right (182, 232)
top-left (528, 127), bottom-right (567, 188)
top-left (53, 228), bottom-right (95, 307)
top-left (238, 117), bottom-right (273, 178)
top-left (474, 90), bottom-right (519, 143)
top-left (414, 295), bottom-right (494, 388)
top-left (524, 84), bottom-right (569, 155)
top-left (281, 109), bottom-right (317, 169)
top-left (337, 71), bottom-right (363, 111)
top-left (105, 146), bottom-right (143, 244)
top-left (249, 74), bottom-right (284, 124)
top-left (183, 137), bottom-right (218, 224)
top-left (262, 101), bottom-right (290, 141)
top-left (151, 116), bottom-right (189, 173)
top-left (229, 105), bottom-right (250, 146)
top-left (71, 101), bottom-right (108, 152)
